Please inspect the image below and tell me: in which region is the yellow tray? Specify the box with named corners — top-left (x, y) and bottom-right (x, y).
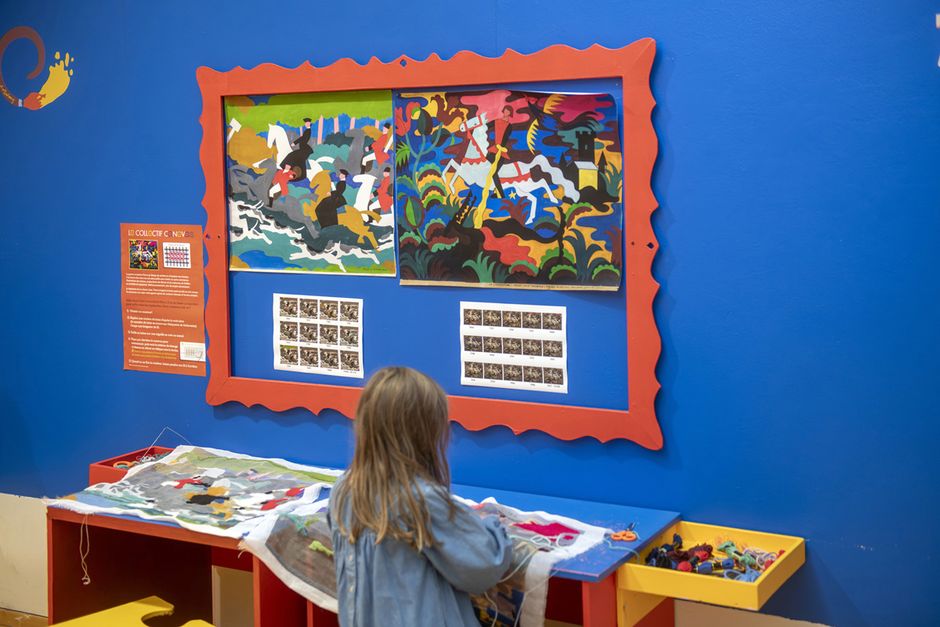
top-left (617, 521), bottom-right (805, 623)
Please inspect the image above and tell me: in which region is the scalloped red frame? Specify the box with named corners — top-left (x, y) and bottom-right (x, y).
top-left (198, 41), bottom-right (662, 447)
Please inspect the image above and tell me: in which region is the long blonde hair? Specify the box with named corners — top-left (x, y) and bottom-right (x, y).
top-left (333, 366), bottom-right (454, 550)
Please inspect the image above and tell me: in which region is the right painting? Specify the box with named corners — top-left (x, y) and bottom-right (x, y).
top-left (394, 88), bottom-right (623, 290)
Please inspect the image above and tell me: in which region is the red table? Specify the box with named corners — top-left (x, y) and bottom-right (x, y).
top-left (48, 486), bottom-right (678, 627)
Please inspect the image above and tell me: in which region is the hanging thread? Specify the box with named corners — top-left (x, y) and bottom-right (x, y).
top-left (482, 590), bottom-right (499, 627)
top-left (512, 570), bottom-right (553, 627)
top-left (479, 533), bottom-right (555, 627)
top-left (79, 515), bottom-right (91, 585)
top-left (139, 426), bottom-right (192, 462)
top-left (603, 537), bottom-right (640, 559)
top-left (499, 543), bottom-right (539, 583)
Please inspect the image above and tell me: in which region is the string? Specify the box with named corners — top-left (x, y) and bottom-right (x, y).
top-left (503, 533), bottom-right (571, 627)
top-left (525, 534), bottom-right (555, 550)
top-left (78, 427), bottom-right (190, 587)
top-left (512, 570), bottom-right (553, 627)
top-left (482, 591), bottom-right (499, 627)
top-left (477, 535), bottom-right (551, 627)
top-left (79, 515), bottom-right (91, 585)
top-left (140, 426), bottom-right (192, 461)
top-left (603, 538), bottom-right (640, 560)
top-left (504, 533), bottom-right (635, 626)
top-left (499, 543), bottom-right (540, 583)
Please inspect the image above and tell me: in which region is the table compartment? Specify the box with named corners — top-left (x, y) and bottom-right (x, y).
top-left (88, 446), bottom-right (174, 485)
top-left (618, 520), bottom-right (805, 611)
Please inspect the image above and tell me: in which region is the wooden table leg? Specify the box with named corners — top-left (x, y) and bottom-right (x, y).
top-left (637, 598), bottom-right (674, 626)
top-left (582, 575), bottom-right (617, 627)
top-left (307, 601), bottom-right (339, 627)
top-left (618, 587), bottom-right (674, 627)
top-left (253, 556), bottom-right (306, 627)
top-left (47, 515), bottom-right (61, 624)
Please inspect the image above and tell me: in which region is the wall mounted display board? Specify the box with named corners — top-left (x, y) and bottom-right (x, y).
top-left (199, 42), bottom-right (662, 447)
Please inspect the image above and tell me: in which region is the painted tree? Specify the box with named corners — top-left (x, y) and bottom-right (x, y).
top-left (547, 202), bottom-right (595, 280)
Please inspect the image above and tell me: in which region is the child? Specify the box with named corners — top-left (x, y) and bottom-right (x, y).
top-left (329, 366), bottom-right (512, 626)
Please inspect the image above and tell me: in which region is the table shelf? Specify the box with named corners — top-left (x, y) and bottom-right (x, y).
top-left (617, 520), bottom-right (805, 625)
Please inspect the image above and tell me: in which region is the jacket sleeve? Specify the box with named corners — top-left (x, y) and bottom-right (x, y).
top-left (421, 488), bottom-right (513, 594)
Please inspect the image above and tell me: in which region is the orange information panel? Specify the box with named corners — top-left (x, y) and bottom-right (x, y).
top-left (121, 223), bottom-right (206, 376)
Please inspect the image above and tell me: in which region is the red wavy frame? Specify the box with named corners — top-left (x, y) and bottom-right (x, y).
top-left (198, 41), bottom-right (662, 447)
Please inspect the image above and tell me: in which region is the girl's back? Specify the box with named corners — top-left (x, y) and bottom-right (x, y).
top-left (328, 367), bottom-right (512, 627)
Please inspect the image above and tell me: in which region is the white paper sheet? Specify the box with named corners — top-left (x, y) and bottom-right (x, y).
top-left (273, 293), bottom-right (364, 379)
top-left (459, 301), bottom-right (567, 393)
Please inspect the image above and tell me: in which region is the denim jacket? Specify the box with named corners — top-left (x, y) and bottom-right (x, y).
top-left (328, 476), bottom-right (513, 626)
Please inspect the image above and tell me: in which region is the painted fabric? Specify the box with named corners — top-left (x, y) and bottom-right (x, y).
top-left (241, 498), bottom-right (339, 611)
top-left (458, 497), bottom-right (608, 626)
top-left (46, 446), bottom-right (607, 625)
top-left (242, 493), bottom-right (608, 627)
top-left (44, 446), bottom-right (341, 537)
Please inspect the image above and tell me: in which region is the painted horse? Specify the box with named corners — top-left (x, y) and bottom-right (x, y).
top-left (266, 124), bottom-right (335, 202)
top-left (442, 113), bottom-right (579, 225)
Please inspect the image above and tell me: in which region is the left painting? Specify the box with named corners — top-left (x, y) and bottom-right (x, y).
top-left (225, 91), bottom-right (396, 276)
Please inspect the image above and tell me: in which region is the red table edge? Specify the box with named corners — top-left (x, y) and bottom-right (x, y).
top-left (46, 505), bottom-right (674, 627)
top-left (46, 504), bottom-right (679, 582)
top-left (47, 506), bottom-right (240, 550)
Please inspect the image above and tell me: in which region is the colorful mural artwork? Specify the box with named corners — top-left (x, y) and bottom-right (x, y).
top-left (0, 26), bottom-right (75, 110)
top-left (44, 446), bottom-right (340, 538)
top-left (394, 89), bottom-right (623, 290)
top-left (225, 91), bottom-right (396, 276)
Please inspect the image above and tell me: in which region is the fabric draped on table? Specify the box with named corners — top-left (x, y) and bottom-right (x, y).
top-left (45, 446), bottom-right (609, 626)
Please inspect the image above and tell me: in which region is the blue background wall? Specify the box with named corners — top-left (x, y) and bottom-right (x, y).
top-left (1, 2), bottom-right (938, 625)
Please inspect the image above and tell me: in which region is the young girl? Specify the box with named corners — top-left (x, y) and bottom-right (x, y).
top-left (329, 366), bottom-right (512, 626)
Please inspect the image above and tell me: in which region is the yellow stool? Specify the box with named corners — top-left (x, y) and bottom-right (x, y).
top-left (52, 595), bottom-right (212, 626)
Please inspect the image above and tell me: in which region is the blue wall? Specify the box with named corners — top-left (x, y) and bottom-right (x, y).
top-left (2, 2), bottom-right (938, 625)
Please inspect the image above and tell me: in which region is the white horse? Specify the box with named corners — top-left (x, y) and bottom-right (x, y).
top-left (266, 124), bottom-right (334, 182)
top-left (351, 173), bottom-right (376, 213)
top-left (350, 173), bottom-right (395, 228)
top-left (266, 124), bottom-right (294, 168)
top-left (441, 113), bottom-right (579, 225)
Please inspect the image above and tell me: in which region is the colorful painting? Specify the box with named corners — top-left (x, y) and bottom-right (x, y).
top-left (0, 27), bottom-right (75, 110)
top-left (225, 91), bottom-right (396, 276)
top-left (394, 89), bottom-right (623, 289)
top-left (129, 240), bottom-right (159, 270)
top-left (45, 446), bottom-right (340, 537)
